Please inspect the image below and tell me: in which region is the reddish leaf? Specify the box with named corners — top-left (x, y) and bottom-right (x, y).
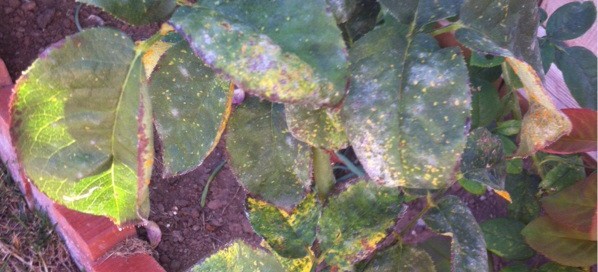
top-left (543, 109), bottom-right (597, 154)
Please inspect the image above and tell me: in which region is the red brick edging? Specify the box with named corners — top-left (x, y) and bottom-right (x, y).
top-left (0, 60), bottom-right (165, 272)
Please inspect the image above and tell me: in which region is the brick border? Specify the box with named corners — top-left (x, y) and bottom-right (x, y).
top-left (0, 59), bottom-right (165, 272)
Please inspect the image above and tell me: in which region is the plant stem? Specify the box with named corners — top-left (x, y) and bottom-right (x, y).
top-left (430, 22), bottom-right (464, 36)
top-left (334, 151), bottom-right (365, 178)
top-left (200, 160), bottom-right (227, 207)
top-left (399, 193), bottom-right (435, 237)
top-left (314, 148), bottom-right (335, 201)
top-left (74, 3), bottom-right (83, 32)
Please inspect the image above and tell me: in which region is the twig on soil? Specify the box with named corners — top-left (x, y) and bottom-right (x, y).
top-left (0, 240), bottom-right (31, 269)
top-left (220, 186), bottom-right (241, 216)
top-left (200, 160), bottom-right (227, 208)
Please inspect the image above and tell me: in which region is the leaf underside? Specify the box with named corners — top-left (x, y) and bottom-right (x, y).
top-left (78, 0), bottom-right (176, 25)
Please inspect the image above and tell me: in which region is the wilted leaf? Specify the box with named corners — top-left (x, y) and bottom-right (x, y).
top-left (342, 16), bottom-right (470, 189)
top-left (424, 196), bottom-right (488, 271)
top-left (506, 58), bottom-right (572, 157)
top-left (285, 105), bottom-right (348, 150)
top-left (379, 0), bottom-right (463, 29)
top-left (522, 216), bottom-right (597, 267)
top-left (78, 0), bottom-right (176, 25)
top-left (169, 2), bottom-right (348, 108)
top-left (247, 194), bottom-right (319, 258)
top-left (470, 78), bottom-right (501, 128)
top-left (481, 218), bottom-right (534, 260)
top-left (226, 98), bottom-right (311, 209)
top-left (542, 173), bottom-right (596, 235)
top-left (543, 109), bottom-right (597, 154)
top-left (460, 128), bottom-right (506, 190)
top-left (318, 180), bottom-right (403, 270)
top-left (554, 46), bottom-right (597, 110)
top-left (505, 173), bottom-right (540, 224)
top-left (11, 28), bottom-right (153, 225)
top-left (189, 241), bottom-right (285, 271)
top-left (149, 38), bottom-right (232, 177)
top-left (357, 244), bottom-right (435, 272)
top-left (546, 1), bottom-right (597, 41)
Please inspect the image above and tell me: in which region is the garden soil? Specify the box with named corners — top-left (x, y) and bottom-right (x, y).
top-left (0, 1), bottom-right (535, 271)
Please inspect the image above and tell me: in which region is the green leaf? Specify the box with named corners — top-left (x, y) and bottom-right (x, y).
top-left (458, 178), bottom-right (486, 195)
top-left (536, 262), bottom-right (584, 272)
top-left (148, 38), bottom-right (232, 177)
top-left (424, 196), bottom-right (488, 271)
top-left (505, 173), bottom-right (541, 224)
top-left (418, 236), bottom-right (452, 272)
top-left (11, 28), bottom-right (153, 225)
top-left (522, 216), bottom-right (597, 267)
top-left (538, 155), bottom-right (585, 194)
top-left (554, 46), bottom-right (597, 110)
top-left (188, 241), bottom-right (286, 271)
top-left (540, 40), bottom-right (555, 73)
top-left (342, 16), bottom-right (470, 189)
top-left (357, 244), bottom-right (435, 272)
top-left (470, 79), bottom-right (500, 128)
top-left (470, 52), bottom-right (504, 68)
top-left (481, 218), bottom-right (534, 260)
top-left (495, 120), bottom-right (522, 136)
top-left (78, 0), bottom-right (175, 25)
top-left (379, 0), bottom-right (463, 29)
top-left (285, 106), bottom-right (348, 150)
top-left (546, 1), bottom-right (597, 41)
top-left (501, 263), bottom-right (530, 272)
top-left (318, 180), bottom-right (403, 270)
top-left (497, 135), bottom-right (523, 174)
top-left (169, 2), bottom-right (348, 108)
top-left (541, 173), bottom-right (596, 235)
top-left (226, 98), bottom-right (311, 209)
top-left (341, 0), bottom-right (382, 43)
top-left (247, 194), bottom-right (319, 258)
top-left (460, 128), bottom-right (506, 190)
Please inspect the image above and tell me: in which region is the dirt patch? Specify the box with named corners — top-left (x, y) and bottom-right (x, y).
top-left (0, 163), bottom-right (78, 271)
top-left (145, 142), bottom-right (261, 271)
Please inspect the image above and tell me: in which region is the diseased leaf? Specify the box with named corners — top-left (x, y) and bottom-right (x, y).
top-left (318, 180), bottom-right (403, 270)
top-left (505, 173), bottom-right (540, 224)
top-left (481, 218), bottom-right (534, 260)
top-left (226, 98), bottom-right (311, 209)
top-left (379, 0), bottom-right (463, 29)
top-left (327, 0), bottom-right (358, 24)
top-left (542, 173), bottom-right (596, 235)
top-left (357, 244), bottom-right (435, 272)
top-left (11, 28), bottom-right (153, 225)
top-left (424, 196), bottom-right (488, 271)
top-left (456, 0), bottom-right (572, 156)
top-left (189, 241), bottom-right (285, 271)
top-left (554, 46), bottom-right (597, 110)
top-left (543, 109), bottom-right (597, 154)
top-left (460, 128), bottom-right (506, 190)
top-left (342, 16), bottom-right (470, 189)
top-left (522, 216), bottom-right (597, 267)
top-left (169, 2), bottom-right (348, 108)
top-left (537, 154), bottom-right (585, 194)
top-left (285, 105), bottom-right (348, 150)
top-left (247, 194), bottom-right (319, 258)
top-left (546, 1), bottom-right (597, 41)
top-left (78, 0), bottom-right (175, 25)
top-left (471, 78), bottom-right (500, 128)
top-left (506, 58), bottom-right (572, 157)
top-left (149, 38), bottom-right (232, 177)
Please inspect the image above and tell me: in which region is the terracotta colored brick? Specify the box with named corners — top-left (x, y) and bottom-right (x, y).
top-left (53, 204), bottom-right (137, 261)
top-left (94, 253), bottom-right (166, 272)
